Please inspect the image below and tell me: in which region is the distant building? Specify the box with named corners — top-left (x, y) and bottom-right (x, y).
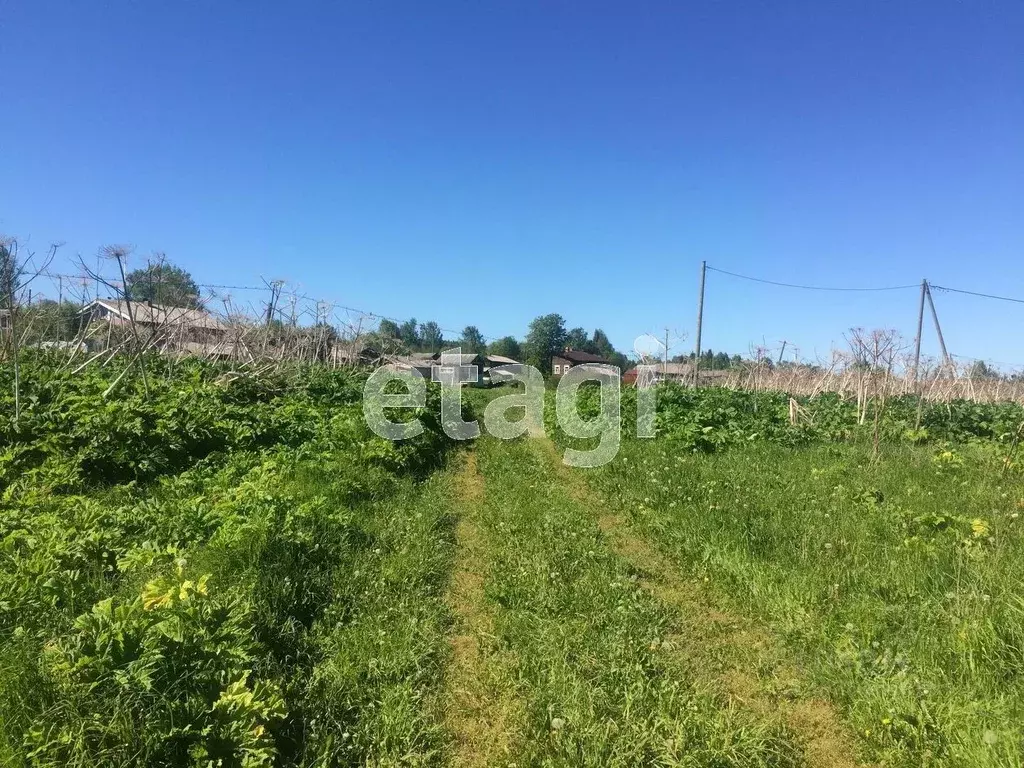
top-left (80, 298), bottom-right (230, 354)
top-left (383, 352), bottom-right (488, 385)
top-left (382, 355), bottom-right (436, 379)
top-left (650, 362), bottom-right (692, 383)
top-left (623, 361), bottom-right (730, 386)
top-left (0, 309), bottom-right (10, 335)
top-left (485, 353), bottom-right (524, 384)
top-left (432, 352), bottom-right (486, 386)
top-left (82, 298), bottom-right (227, 334)
top-left (552, 348), bottom-right (615, 375)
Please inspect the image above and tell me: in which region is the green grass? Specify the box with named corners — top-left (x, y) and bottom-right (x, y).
top-left (588, 439), bottom-right (1024, 766)
top-left (7, 360), bottom-right (1024, 766)
top-left (470, 435), bottom-right (805, 766)
top-left (285, 462), bottom-right (458, 766)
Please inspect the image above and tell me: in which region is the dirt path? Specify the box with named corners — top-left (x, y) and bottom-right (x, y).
top-left (532, 437), bottom-right (865, 768)
top-left (443, 450), bottom-right (523, 768)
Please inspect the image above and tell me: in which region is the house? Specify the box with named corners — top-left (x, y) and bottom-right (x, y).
top-left (381, 351), bottom-right (488, 386)
top-left (80, 301), bottom-right (232, 358)
top-left (552, 348), bottom-right (616, 375)
top-left (485, 353), bottom-right (524, 384)
top-left (382, 355), bottom-right (436, 379)
top-left (651, 362), bottom-right (692, 383)
top-left (624, 361), bottom-right (730, 386)
top-left (485, 354), bottom-right (521, 368)
top-left (431, 352), bottom-right (486, 386)
top-left (81, 299), bottom-right (228, 343)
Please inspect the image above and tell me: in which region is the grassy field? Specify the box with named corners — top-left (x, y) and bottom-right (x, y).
top-left (2, 360), bottom-right (1023, 765)
top-left (588, 440), bottom-right (1024, 766)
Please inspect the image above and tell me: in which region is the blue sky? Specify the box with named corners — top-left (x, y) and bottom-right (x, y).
top-left (2, 2), bottom-right (1022, 366)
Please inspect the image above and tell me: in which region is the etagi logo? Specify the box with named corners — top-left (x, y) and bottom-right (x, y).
top-left (363, 346), bottom-right (662, 468)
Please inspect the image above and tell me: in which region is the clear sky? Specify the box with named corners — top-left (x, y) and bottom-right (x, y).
top-left (2, 2), bottom-right (1022, 366)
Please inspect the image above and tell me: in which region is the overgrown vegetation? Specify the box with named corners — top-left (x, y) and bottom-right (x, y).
top-left (554, 383), bottom-right (1024, 452)
top-left (0, 353), bottom-right (460, 766)
top-left (549, 383), bottom-right (1024, 766)
top-left (6, 350), bottom-right (1024, 766)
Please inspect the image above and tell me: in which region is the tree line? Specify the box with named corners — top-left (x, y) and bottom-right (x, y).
top-left (373, 312), bottom-right (628, 374)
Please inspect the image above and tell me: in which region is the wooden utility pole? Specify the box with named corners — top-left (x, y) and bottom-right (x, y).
top-left (924, 282), bottom-right (952, 373)
top-left (912, 279), bottom-right (926, 386)
top-left (694, 260), bottom-right (706, 387)
top-left (663, 327), bottom-right (668, 377)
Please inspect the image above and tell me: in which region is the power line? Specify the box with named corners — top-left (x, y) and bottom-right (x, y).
top-left (949, 353), bottom-right (1024, 369)
top-left (38, 270), bottom-right (499, 343)
top-left (199, 282), bottom-right (266, 292)
top-left (707, 265), bottom-right (919, 292)
top-left (930, 284), bottom-right (1024, 306)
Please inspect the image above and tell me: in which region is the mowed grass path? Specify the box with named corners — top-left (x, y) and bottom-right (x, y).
top-left (440, 435), bottom-right (857, 766)
top-left (535, 438), bottom-right (861, 768)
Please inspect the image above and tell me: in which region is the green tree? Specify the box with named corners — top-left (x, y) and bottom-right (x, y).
top-left (125, 261), bottom-right (201, 308)
top-left (566, 327), bottom-right (589, 350)
top-left (419, 321), bottom-right (443, 352)
top-left (460, 325), bottom-right (486, 355)
top-left (488, 336), bottom-right (522, 360)
top-left (399, 318), bottom-right (420, 348)
top-left (589, 329), bottom-right (616, 359)
top-left (969, 360), bottom-right (999, 379)
top-left (378, 319), bottom-right (400, 339)
top-left (524, 313), bottom-right (567, 374)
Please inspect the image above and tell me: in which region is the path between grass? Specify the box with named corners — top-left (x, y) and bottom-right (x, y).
top-left (533, 437), bottom-right (866, 768)
top-left (444, 449), bottom-right (524, 767)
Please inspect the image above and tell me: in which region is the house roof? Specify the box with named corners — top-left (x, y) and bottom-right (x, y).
top-left (558, 348), bottom-right (613, 364)
top-left (385, 355), bottom-right (436, 371)
top-left (485, 354), bottom-right (520, 365)
top-left (85, 299), bottom-right (229, 332)
top-left (435, 353), bottom-right (484, 366)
